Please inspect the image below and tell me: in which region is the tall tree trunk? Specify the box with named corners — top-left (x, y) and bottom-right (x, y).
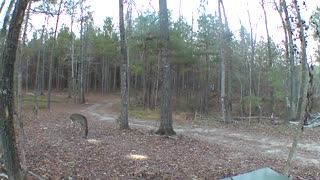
top-left (48, 0), bottom-right (63, 109)
top-left (17, 1), bottom-right (31, 174)
top-left (125, 4), bottom-right (132, 107)
top-left (70, 6), bottom-right (75, 98)
top-left (119, 0), bottom-right (129, 129)
top-left (79, 0), bottom-right (85, 103)
top-left (274, 0), bottom-right (291, 118)
top-left (282, 0), bottom-right (297, 118)
top-left (156, 0), bottom-right (175, 135)
top-left (35, 22), bottom-right (46, 100)
top-left (294, 1), bottom-right (308, 122)
top-left (218, 0), bottom-right (232, 123)
top-left (284, 0), bottom-right (309, 175)
top-left (41, 37), bottom-right (46, 95)
top-left (261, 0), bottom-right (275, 114)
top-left (247, 10), bottom-right (256, 124)
top-left (0, 0), bottom-right (29, 178)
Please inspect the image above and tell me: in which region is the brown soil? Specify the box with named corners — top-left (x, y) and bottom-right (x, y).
top-left (22, 93), bottom-right (319, 179)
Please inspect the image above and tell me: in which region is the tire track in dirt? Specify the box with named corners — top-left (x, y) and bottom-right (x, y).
top-left (84, 100), bottom-right (320, 168)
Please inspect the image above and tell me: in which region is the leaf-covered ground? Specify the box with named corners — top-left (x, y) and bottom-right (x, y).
top-left (20, 93), bottom-right (320, 179)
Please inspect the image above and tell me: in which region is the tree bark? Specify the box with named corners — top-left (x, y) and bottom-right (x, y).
top-left (1, 0), bottom-right (15, 35)
top-left (156, 0), bottom-right (175, 135)
top-left (284, 0), bottom-right (309, 174)
top-left (0, 0), bottom-right (6, 15)
top-left (282, 0), bottom-right (297, 118)
top-left (119, 0), bottom-right (129, 129)
top-left (0, 0), bottom-right (29, 178)
top-left (261, 0), bottom-right (275, 114)
top-left (294, 0), bottom-right (308, 122)
top-left (17, 1), bottom-right (31, 174)
top-left (218, 0), bottom-right (232, 123)
top-left (48, 0), bottom-right (63, 109)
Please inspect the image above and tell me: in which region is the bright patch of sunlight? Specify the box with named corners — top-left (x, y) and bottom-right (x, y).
top-left (126, 154), bottom-right (148, 160)
top-left (87, 139), bottom-right (101, 144)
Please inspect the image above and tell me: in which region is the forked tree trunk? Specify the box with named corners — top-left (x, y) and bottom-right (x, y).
top-left (156, 0), bottom-right (175, 135)
top-left (0, 0), bottom-right (29, 178)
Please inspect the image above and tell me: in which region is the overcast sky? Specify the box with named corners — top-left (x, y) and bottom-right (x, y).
top-left (84, 0), bottom-right (319, 56)
top-left (27, 0), bottom-right (319, 56)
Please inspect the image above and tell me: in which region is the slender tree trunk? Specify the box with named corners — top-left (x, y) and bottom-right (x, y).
top-left (282, 0), bottom-right (297, 118)
top-left (154, 52), bottom-right (160, 109)
top-left (1, 0), bottom-right (15, 35)
top-left (284, 0), bottom-right (309, 174)
top-left (119, 0), bottom-right (129, 129)
top-left (274, 0), bottom-right (291, 118)
top-left (48, 0), bottom-right (63, 109)
top-left (0, 0), bottom-right (6, 15)
top-left (261, 0), bottom-right (275, 114)
top-left (41, 37), bottom-right (46, 95)
top-left (79, 0), bottom-right (85, 103)
top-left (218, 0), bottom-right (232, 122)
top-left (294, 1), bottom-right (308, 122)
top-left (70, 7), bottom-right (75, 98)
top-left (247, 10), bottom-right (256, 124)
top-left (25, 57), bottom-right (28, 92)
top-left (156, 0), bottom-right (175, 135)
top-left (0, 0), bottom-right (29, 178)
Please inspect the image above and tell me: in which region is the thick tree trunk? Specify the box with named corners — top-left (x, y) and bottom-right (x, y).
top-left (119, 0), bottom-right (129, 129)
top-left (0, 0), bottom-right (29, 178)
top-left (156, 0), bottom-right (175, 135)
top-left (17, 1), bottom-right (31, 174)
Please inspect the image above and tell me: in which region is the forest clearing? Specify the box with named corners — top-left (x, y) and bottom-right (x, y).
top-left (18, 93), bottom-right (319, 179)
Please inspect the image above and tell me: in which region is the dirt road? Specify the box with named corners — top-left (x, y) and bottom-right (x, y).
top-left (83, 99), bottom-right (320, 169)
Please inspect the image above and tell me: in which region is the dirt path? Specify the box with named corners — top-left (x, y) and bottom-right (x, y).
top-left (83, 98), bottom-right (320, 169)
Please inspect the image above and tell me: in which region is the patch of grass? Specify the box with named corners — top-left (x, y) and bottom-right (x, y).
top-left (23, 102), bottom-right (48, 109)
top-left (23, 95), bottom-right (63, 103)
top-left (129, 108), bottom-right (159, 120)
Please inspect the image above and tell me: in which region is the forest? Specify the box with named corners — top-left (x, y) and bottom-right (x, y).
top-left (0, 0), bottom-right (319, 179)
